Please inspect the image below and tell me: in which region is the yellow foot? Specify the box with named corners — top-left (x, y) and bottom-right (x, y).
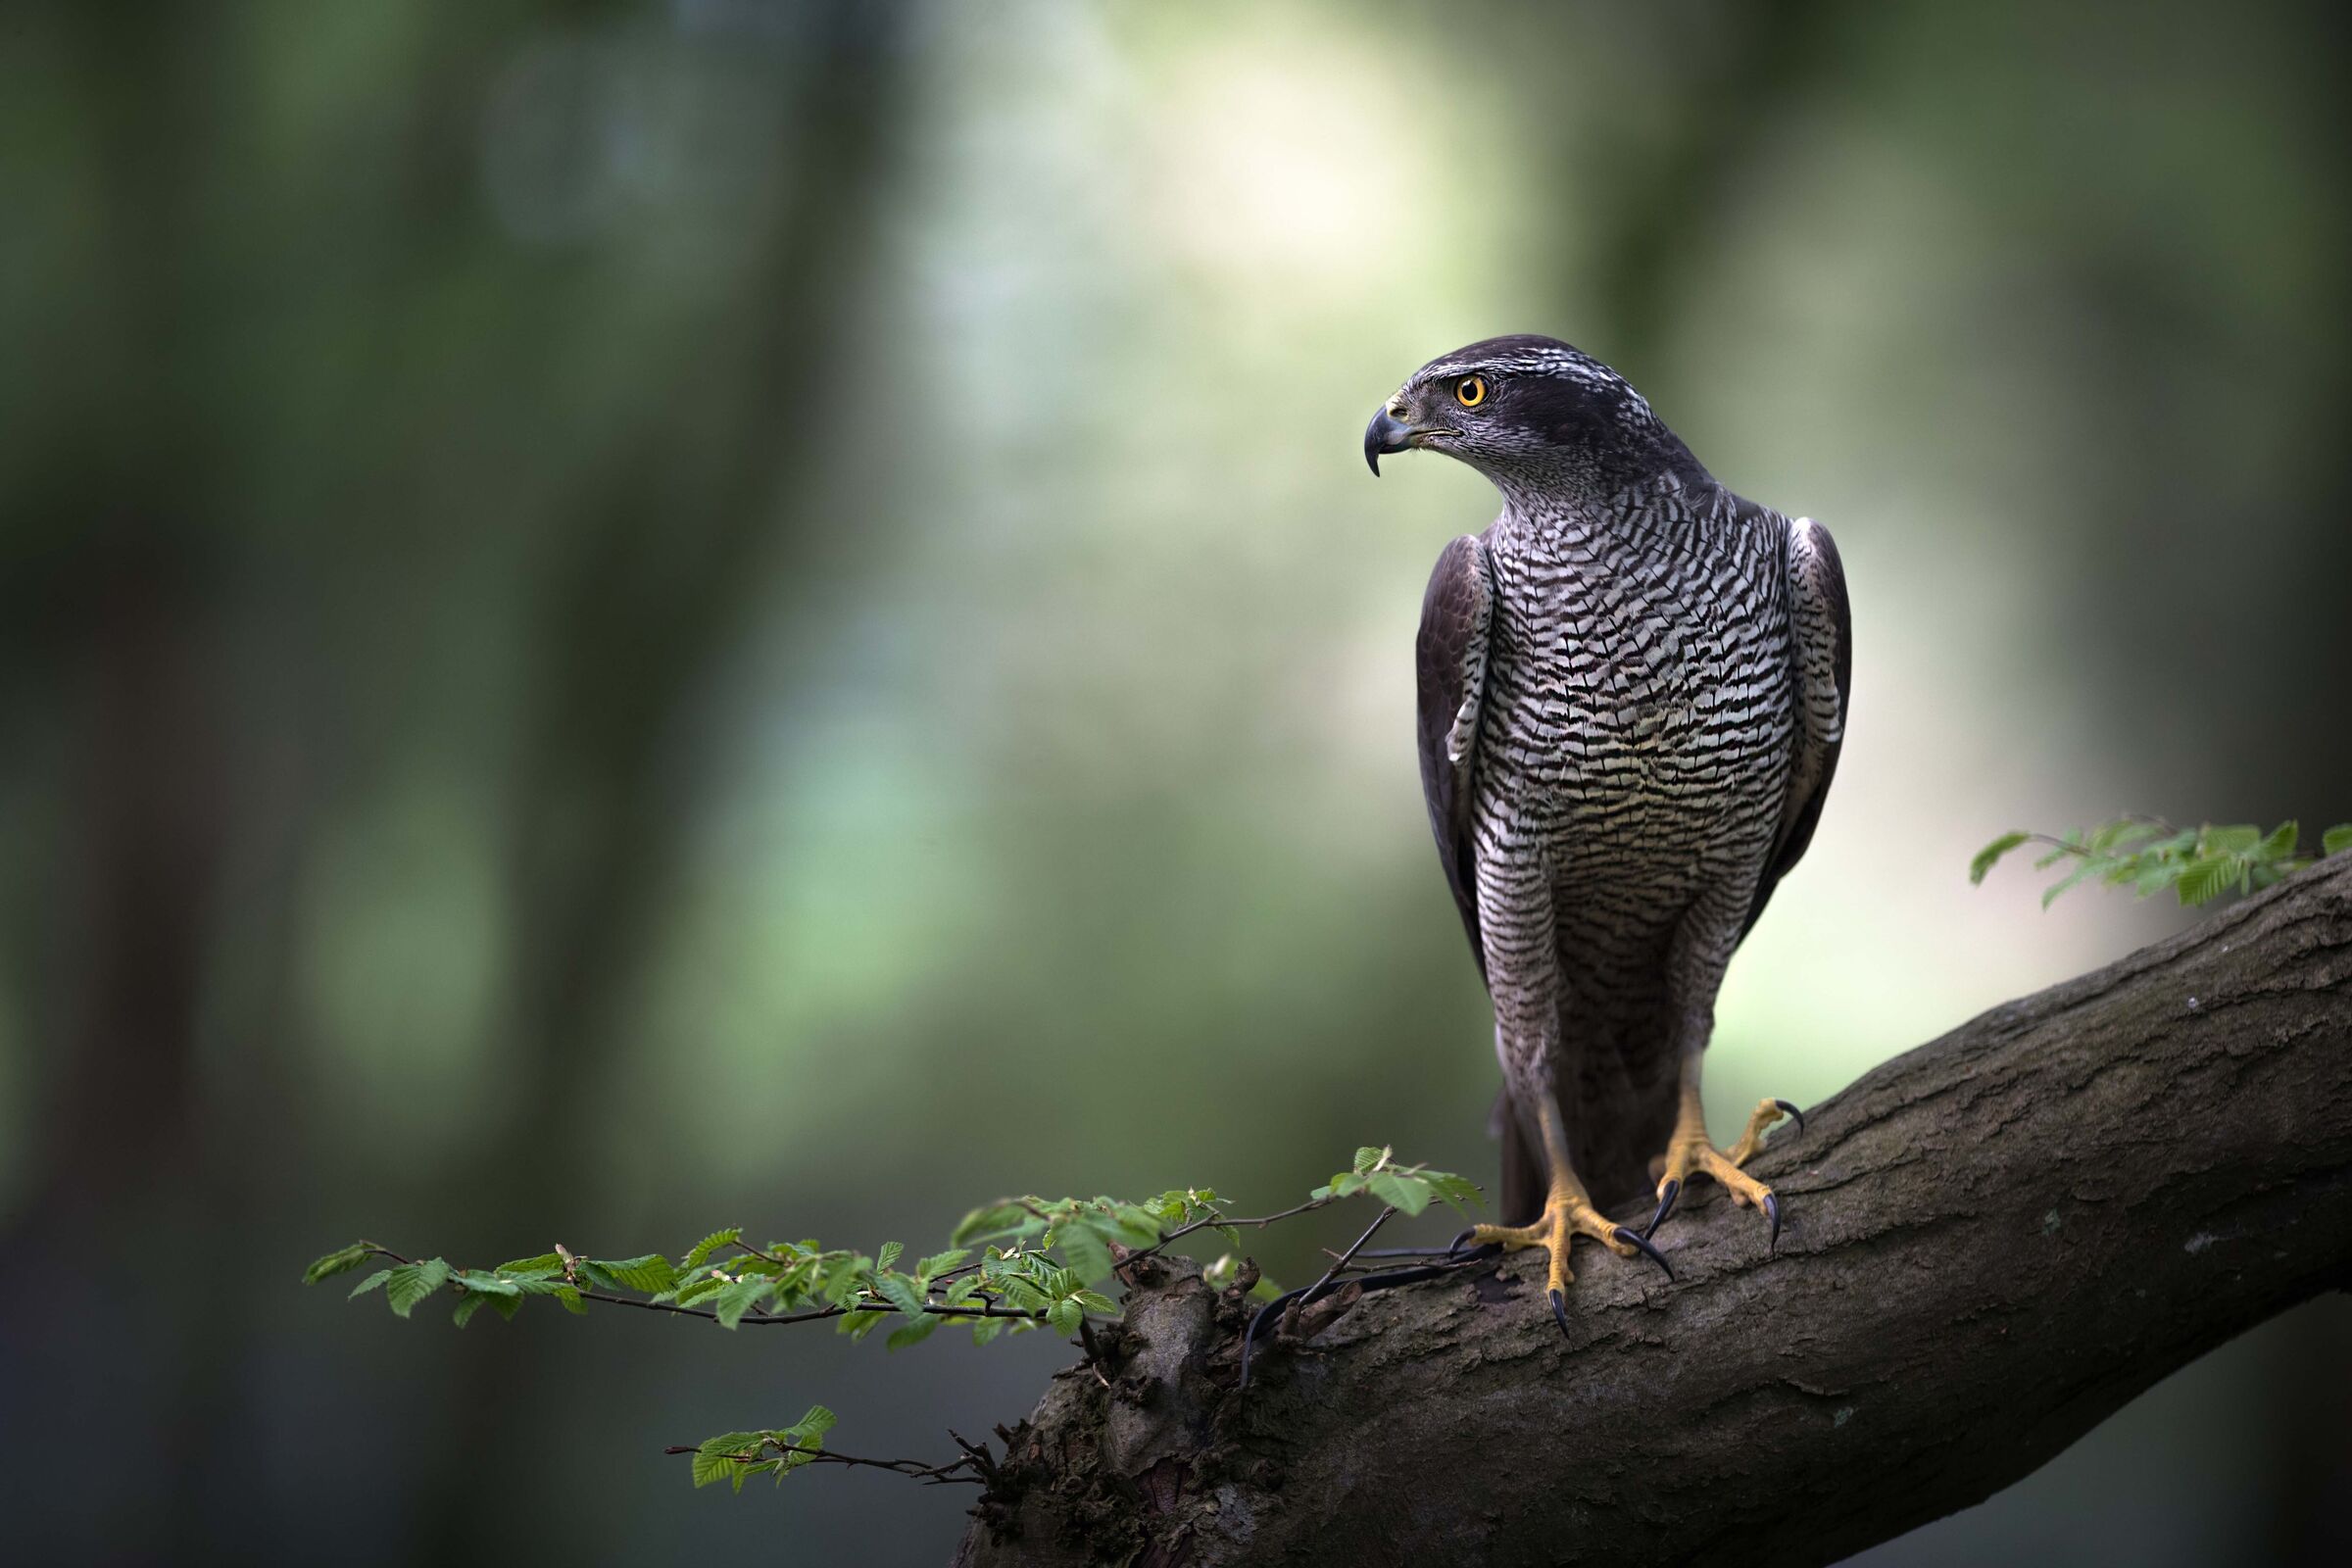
top-left (1645, 1098), bottom-right (1806, 1250)
top-left (1470, 1192), bottom-right (1674, 1334)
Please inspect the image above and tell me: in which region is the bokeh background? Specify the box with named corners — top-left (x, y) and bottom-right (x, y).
top-left (5, 1), bottom-right (2349, 1562)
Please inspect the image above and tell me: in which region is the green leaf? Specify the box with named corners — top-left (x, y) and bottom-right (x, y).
top-left (872, 1271), bottom-right (928, 1317)
top-left (787, 1404), bottom-right (838, 1441)
top-left (383, 1258), bottom-right (451, 1318)
top-left (452, 1295), bottom-right (486, 1329)
top-left (2201, 824), bottom-right (2261, 855)
top-left (711, 1275), bottom-right (775, 1329)
top-left (2177, 855), bottom-right (2243, 906)
top-left (2323, 824), bottom-right (2352, 857)
top-left (837, 1308), bottom-right (888, 1342)
top-left (1970, 831), bottom-right (2031, 885)
top-left (2086, 820), bottom-right (2158, 856)
top-left (1055, 1225), bottom-right (1114, 1286)
top-left (1047, 1299), bottom-right (1082, 1337)
top-left (671, 1275), bottom-right (727, 1307)
top-left (304, 1244), bottom-right (375, 1285)
top-left (453, 1270), bottom-right (522, 1297)
top-left (916, 1249), bottom-right (970, 1282)
top-left (553, 1286), bottom-right (589, 1316)
top-left (1072, 1290), bottom-right (1120, 1315)
top-left (693, 1433), bottom-right (768, 1492)
top-left (822, 1257), bottom-right (872, 1308)
top-left (1352, 1146), bottom-right (1386, 1175)
top-left (348, 1268), bottom-right (393, 1298)
top-left (971, 1316), bottom-right (1007, 1347)
top-left (886, 1312), bottom-right (941, 1350)
top-left (2256, 821), bottom-right (2301, 862)
top-left (682, 1229), bottom-right (743, 1271)
top-left (585, 1254), bottom-right (676, 1294)
top-left (876, 1241), bottom-right (904, 1273)
top-left (1421, 1170), bottom-right (1485, 1212)
top-left (1367, 1171), bottom-right (1433, 1215)
top-left (2040, 859), bottom-right (2101, 908)
top-left (952, 1202), bottom-right (1034, 1247)
top-left (495, 1252), bottom-right (564, 1275)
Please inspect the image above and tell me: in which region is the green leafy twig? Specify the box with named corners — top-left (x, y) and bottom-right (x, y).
top-left (304, 1145), bottom-right (1484, 1498)
top-left (1098, 1147), bottom-right (1477, 1274)
top-left (1972, 817), bottom-right (2352, 909)
top-left (662, 1407), bottom-right (988, 1491)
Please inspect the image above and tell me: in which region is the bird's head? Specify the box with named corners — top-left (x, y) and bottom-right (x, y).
top-left (1364, 334), bottom-right (1697, 499)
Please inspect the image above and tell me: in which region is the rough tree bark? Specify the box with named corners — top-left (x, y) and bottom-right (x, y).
top-left (955, 857), bottom-right (2352, 1567)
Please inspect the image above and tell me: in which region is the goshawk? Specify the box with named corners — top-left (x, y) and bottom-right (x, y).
top-left (1366, 334), bottom-right (1850, 1331)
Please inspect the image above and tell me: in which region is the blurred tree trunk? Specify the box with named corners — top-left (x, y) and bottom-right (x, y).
top-left (955, 857), bottom-right (2352, 1568)
top-left (413, 1), bottom-right (919, 1554)
top-left (0, 2), bottom-right (918, 1557)
top-left (1, 6), bottom-right (256, 1553)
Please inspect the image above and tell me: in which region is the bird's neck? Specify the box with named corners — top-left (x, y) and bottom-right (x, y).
top-left (1477, 414), bottom-right (1712, 542)
top-left (1489, 464), bottom-right (1715, 556)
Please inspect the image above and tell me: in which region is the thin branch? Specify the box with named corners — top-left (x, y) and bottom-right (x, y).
top-left (571, 1290), bottom-right (1054, 1327)
top-left (1304, 1205), bottom-right (1396, 1305)
top-left (1126, 1195), bottom-right (1338, 1264)
top-left (663, 1439), bottom-right (986, 1486)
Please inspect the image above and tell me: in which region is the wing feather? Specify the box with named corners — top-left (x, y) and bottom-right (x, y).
top-left (1740, 514), bottom-right (1851, 942)
top-left (1415, 534), bottom-right (1494, 984)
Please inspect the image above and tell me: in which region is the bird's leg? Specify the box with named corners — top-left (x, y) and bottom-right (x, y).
top-left (1644, 1071), bottom-right (1804, 1248)
top-left (1469, 1098), bottom-right (1671, 1334)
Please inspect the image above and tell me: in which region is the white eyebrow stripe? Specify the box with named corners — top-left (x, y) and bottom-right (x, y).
top-left (1417, 347), bottom-right (1620, 386)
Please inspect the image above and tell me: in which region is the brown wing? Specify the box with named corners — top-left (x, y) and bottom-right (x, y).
top-left (1416, 533), bottom-right (1494, 984)
top-left (1740, 513), bottom-right (1851, 943)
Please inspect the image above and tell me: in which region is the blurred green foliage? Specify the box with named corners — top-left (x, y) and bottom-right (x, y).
top-left (1974, 817), bottom-right (2352, 907)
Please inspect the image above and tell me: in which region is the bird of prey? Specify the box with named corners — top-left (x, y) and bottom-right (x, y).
top-left (1366, 335), bottom-right (1849, 1332)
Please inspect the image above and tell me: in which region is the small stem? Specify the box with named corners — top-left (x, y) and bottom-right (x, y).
top-left (1293, 1206), bottom-right (1395, 1327)
top-left (663, 1439), bottom-right (985, 1485)
top-left (575, 1290), bottom-right (1056, 1327)
top-left (1127, 1195), bottom-right (1337, 1265)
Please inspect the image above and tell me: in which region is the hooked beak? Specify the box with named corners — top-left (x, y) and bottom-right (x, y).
top-left (1364, 406), bottom-right (1413, 476)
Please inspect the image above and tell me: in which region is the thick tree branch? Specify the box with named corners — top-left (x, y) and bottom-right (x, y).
top-left (956, 857), bottom-right (2352, 1567)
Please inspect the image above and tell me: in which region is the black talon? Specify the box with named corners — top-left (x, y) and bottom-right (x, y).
top-left (1642, 1178), bottom-right (1681, 1240)
top-left (1614, 1226), bottom-right (1675, 1282)
top-left (1774, 1098), bottom-right (1806, 1135)
top-left (1762, 1193), bottom-right (1782, 1253)
top-left (1238, 1249), bottom-right (1496, 1394)
top-left (1548, 1288), bottom-right (1571, 1338)
top-left (1348, 1230), bottom-right (1496, 1262)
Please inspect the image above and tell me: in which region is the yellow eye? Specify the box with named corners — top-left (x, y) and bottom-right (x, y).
top-left (1454, 375), bottom-right (1488, 409)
